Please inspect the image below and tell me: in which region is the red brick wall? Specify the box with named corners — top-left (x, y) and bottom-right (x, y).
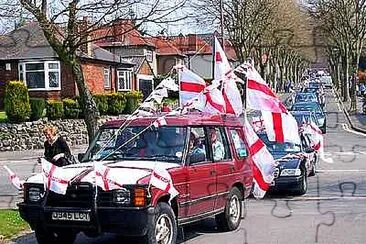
top-left (139, 60), bottom-right (154, 76)
top-left (0, 62), bottom-right (18, 109)
top-left (81, 62), bottom-right (116, 94)
top-left (61, 63), bottom-right (76, 98)
top-left (28, 91), bottom-right (61, 100)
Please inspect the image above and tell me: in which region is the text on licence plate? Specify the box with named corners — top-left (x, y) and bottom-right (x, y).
top-left (52, 212), bottom-right (90, 222)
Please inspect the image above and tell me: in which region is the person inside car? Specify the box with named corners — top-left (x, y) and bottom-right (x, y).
top-left (188, 132), bottom-right (206, 163)
top-left (209, 128), bottom-right (225, 161)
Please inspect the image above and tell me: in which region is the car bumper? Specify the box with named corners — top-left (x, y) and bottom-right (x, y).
top-left (270, 175), bottom-right (304, 192)
top-left (18, 203), bottom-right (155, 236)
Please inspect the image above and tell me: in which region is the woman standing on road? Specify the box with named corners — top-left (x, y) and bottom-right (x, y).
top-left (42, 125), bottom-right (72, 167)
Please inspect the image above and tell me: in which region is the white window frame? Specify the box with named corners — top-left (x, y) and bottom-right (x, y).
top-left (136, 74), bottom-right (154, 91)
top-left (104, 68), bottom-right (111, 88)
top-left (117, 68), bottom-right (133, 91)
top-left (18, 61), bottom-right (61, 91)
top-left (145, 50), bottom-right (153, 63)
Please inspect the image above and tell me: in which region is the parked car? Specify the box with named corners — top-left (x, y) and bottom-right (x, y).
top-left (290, 102), bottom-right (326, 134)
top-left (258, 132), bottom-right (317, 195)
top-left (18, 113), bottom-right (253, 244)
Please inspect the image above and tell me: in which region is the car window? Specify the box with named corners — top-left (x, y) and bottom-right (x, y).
top-left (187, 127), bottom-right (208, 164)
top-left (229, 129), bottom-right (247, 159)
top-left (208, 127), bottom-right (231, 161)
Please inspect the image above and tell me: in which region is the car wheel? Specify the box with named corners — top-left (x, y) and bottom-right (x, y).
top-left (296, 172), bottom-right (308, 195)
top-left (35, 228), bottom-right (77, 244)
top-left (144, 202), bottom-right (177, 244)
top-left (215, 187), bottom-right (243, 231)
top-left (309, 161), bottom-right (316, 176)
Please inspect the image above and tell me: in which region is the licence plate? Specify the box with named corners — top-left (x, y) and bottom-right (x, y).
top-left (52, 212), bottom-right (90, 222)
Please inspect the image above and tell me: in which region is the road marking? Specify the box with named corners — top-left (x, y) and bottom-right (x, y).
top-left (285, 196), bottom-right (366, 201)
top-left (342, 123), bottom-right (366, 137)
top-left (324, 151), bottom-right (366, 155)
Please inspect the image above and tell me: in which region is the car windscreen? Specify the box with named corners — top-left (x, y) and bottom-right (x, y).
top-left (294, 93), bottom-right (317, 103)
top-left (85, 126), bottom-right (187, 163)
top-left (291, 103), bottom-right (322, 113)
top-left (258, 134), bottom-right (301, 154)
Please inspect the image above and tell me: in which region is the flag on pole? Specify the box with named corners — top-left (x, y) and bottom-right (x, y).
top-left (149, 166), bottom-right (179, 201)
top-left (3, 165), bottom-right (23, 190)
top-left (243, 118), bottom-right (276, 198)
top-left (214, 36), bottom-right (231, 82)
top-left (178, 66), bottom-right (206, 107)
top-left (261, 111), bottom-right (301, 144)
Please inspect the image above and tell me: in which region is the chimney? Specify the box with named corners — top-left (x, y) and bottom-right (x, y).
top-left (187, 34), bottom-right (197, 52)
top-left (78, 17), bottom-right (92, 57)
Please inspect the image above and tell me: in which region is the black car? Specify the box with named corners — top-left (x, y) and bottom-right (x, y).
top-left (302, 86), bottom-right (325, 108)
top-left (258, 132), bottom-right (317, 195)
top-left (290, 102), bottom-right (326, 134)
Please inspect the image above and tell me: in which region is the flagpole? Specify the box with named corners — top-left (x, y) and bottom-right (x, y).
top-left (212, 35), bottom-right (216, 82)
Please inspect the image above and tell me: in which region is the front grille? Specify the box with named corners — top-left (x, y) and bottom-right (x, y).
top-left (98, 189), bottom-right (114, 207)
top-left (46, 183), bottom-right (94, 208)
top-left (273, 168), bottom-right (280, 178)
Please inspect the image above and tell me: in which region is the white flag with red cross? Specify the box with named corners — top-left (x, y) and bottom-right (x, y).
top-left (95, 163), bottom-right (124, 191)
top-left (149, 166), bottom-right (179, 201)
top-left (178, 66), bottom-right (206, 107)
top-left (41, 158), bottom-right (72, 195)
top-left (3, 165), bottom-right (24, 190)
top-left (243, 118), bottom-right (277, 199)
top-left (153, 117), bottom-right (167, 128)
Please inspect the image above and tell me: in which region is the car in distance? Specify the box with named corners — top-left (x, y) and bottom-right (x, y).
top-left (290, 102), bottom-right (326, 134)
top-left (18, 113), bottom-right (253, 244)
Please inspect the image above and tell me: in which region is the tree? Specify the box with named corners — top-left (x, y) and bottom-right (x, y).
top-left (0, 0), bottom-right (186, 141)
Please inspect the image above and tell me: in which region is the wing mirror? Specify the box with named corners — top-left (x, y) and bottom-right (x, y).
top-left (304, 147), bottom-right (315, 153)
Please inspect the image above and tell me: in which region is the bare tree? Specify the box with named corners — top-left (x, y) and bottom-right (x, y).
top-left (0, 0), bottom-right (187, 141)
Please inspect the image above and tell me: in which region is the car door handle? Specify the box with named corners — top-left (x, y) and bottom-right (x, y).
top-left (210, 169), bottom-right (217, 175)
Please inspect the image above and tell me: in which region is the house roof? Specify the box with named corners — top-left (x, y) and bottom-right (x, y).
top-left (167, 34), bottom-right (237, 61)
top-left (0, 22), bottom-right (130, 64)
top-left (146, 36), bottom-right (185, 57)
top-left (92, 20), bottom-right (155, 48)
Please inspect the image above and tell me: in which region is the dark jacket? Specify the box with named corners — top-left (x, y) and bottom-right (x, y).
top-left (44, 136), bottom-right (71, 167)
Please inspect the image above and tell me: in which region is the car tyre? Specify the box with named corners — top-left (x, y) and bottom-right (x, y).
top-left (215, 187), bottom-right (242, 231)
top-left (35, 228), bottom-right (77, 244)
top-left (309, 161), bottom-right (316, 176)
top-left (296, 171), bottom-right (308, 195)
top-left (143, 202), bottom-right (177, 244)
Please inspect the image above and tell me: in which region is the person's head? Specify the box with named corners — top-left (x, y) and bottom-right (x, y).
top-left (43, 126), bottom-right (57, 143)
top-left (209, 128), bottom-right (218, 143)
top-left (162, 102), bottom-right (168, 107)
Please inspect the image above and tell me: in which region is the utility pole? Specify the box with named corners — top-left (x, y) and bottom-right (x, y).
top-left (220, 0), bottom-right (225, 51)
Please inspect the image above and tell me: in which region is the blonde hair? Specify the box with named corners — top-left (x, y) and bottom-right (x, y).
top-left (43, 125), bottom-right (57, 136)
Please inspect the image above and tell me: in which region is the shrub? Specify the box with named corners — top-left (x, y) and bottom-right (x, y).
top-left (63, 98), bottom-right (80, 119)
top-left (107, 93), bottom-right (126, 115)
top-left (123, 90), bottom-right (143, 114)
top-left (46, 100), bottom-right (64, 120)
top-left (4, 80), bottom-right (31, 123)
top-left (93, 94), bottom-right (109, 115)
top-left (29, 98), bottom-right (45, 121)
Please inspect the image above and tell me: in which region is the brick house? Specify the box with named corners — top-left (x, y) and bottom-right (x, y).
top-left (92, 20), bottom-right (156, 99)
top-left (0, 22), bottom-right (134, 109)
top-left (168, 34), bottom-right (238, 80)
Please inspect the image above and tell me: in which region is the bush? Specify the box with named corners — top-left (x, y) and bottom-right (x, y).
top-left (107, 93), bottom-right (126, 115)
top-left (123, 90), bottom-right (143, 114)
top-left (46, 100), bottom-right (64, 120)
top-left (29, 98), bottom-right (45, 121)
top-left (93, 94), bottom-right (109, 115)
top-left (4, 81), bottom-right (31, 123)
top-left (63, 98), bottom-right (80, 119)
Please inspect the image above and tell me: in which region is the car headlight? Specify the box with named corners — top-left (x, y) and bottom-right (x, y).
top-left (113, 188), bottom-right (131, 205)
top-left (28, 187), bottom-right (44, 202)
top-left (280, 169), bottom-right (301, 176)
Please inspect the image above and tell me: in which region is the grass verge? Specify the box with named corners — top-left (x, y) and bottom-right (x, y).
top-left (0, 209), bottom-right (29, 240)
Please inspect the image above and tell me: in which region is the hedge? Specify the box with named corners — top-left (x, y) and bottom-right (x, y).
top-left (107, 93), bottom-right (126, 115)
top-left (63, 98), bottom-right (79, 119)
top-left (123, 90), bottom-right (143, 114)
top-left (4, 81), bottom-right (31, 123)
top-left (30, 98), bottom-right (45, 121)
top-left (93, 94), bottom-right (109, 115)
top-left (46, 100), bottom-right (64, 120)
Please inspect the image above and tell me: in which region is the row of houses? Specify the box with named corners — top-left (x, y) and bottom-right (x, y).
top-left (0, 19), bottom-right (237, 109)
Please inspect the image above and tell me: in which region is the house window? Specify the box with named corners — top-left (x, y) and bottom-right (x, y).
top-left (146, 50), bottom-right (153, 62)
top-left (117, 69), bottom-right (133, 91)
top-left (104, 68), bottom-right (111, 88)
top-left (18, 61), bottom-right (61, 90)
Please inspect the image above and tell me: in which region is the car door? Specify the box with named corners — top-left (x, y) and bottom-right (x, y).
top-left (186, 127), bottom-right (216, 217)
top-left (207, 127), bottom-right (235, 210)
